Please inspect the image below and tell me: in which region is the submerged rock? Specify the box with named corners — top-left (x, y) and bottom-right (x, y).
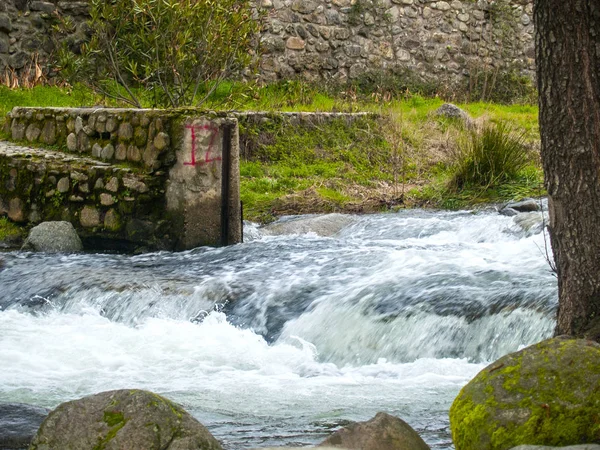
top-left (262, 213), bottom-right (355, 237)
top-left (513, 211), bottom-right (544, 235)
top-left (450, 337), bottom-right (600, 450)
top-left (22, 221), bottom-right (83, 253)
top-left (30, 389), bottom-right (223, 450)
top-left (319, 412), bottom-right (430, 450)
top-left (0, 403), bottom-right (48, 449)
top-left (503, 198), bottom-right (540, 213)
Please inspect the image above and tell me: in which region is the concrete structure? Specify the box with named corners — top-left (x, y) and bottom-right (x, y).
top-left (1, 108), bottom-right (242, 251)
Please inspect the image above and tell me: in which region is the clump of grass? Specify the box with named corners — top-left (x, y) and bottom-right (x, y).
top-left (449, 121), bottom-right (532, 190)
top-left (0, 217), bottom-right (25, 243)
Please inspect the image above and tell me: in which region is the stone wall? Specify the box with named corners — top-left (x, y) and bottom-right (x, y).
top-left (0, 0), bottom-right (89, 76)
top-left (0, 0), bottom-right (534, 86)
top-left (1, 107), bottom-right (242, 251)
top-left (259, 0), bottom-right (535, 84)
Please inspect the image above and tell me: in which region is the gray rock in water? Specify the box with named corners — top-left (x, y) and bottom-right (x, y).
top-left (435, 103), bottom-right (472, 126)
top-left (510, 446), bottom-right (600, 450)
top-left (504, 198), bottom-right (540, 213)
top-left (30, 389), bottom-right (223, 450)
top-left (262, 214), bottom-right (355, 237)
top-left (319, 412), bottom-right (430, 450)
top-left (499, 207), bottom-right (519, 217)
top-left (0, 402), bottom-right (49, 449)
top-left (513, 211), bottom-right (544, 235)
top-left (22, 221), bottom-right (83, 253)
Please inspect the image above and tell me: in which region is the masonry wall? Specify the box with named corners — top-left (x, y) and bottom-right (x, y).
top-left (1, 107), bottom-right (242, 251)
top-left (0, 0), bottom-right (534, 86)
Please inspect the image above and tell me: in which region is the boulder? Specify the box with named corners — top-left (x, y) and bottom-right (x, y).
top-left (30, 389), bottom-right (223, 450)
top-left (510, 446), bottom-right (600, 450)
top-left (22, 221), bottom-right (83, 253)
top-left (503, 198), bottom-right (540, 213)
top-left (319, 412), bottom-right (430, 450)
top-left (0, 403), bottom-right (49, 449)
top-left (450, 337), bottom-right (600, 450)
top-left (434, 103), bottom-right (472, 126)
top-left (262, 214), bottom-right (355, 237)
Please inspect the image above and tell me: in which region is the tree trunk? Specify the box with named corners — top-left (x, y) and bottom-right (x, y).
top-left (535, 0), bottom-right (600, 339)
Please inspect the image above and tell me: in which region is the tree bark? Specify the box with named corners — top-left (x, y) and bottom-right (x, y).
top-left (535, 0), bottom-right (600, 339)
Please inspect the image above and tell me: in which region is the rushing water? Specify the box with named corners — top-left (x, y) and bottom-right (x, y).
top-left (0, 208), bottom-right (557, 448)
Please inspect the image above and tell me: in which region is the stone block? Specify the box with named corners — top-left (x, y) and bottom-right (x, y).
top-left (25, 124), bottom-right (41, 142)
top-left (127, 145), bottom-right (141, 162)
top-left (0, 14), bottom-right (11, 33)
top-left (101, 144), bottom-right (115, 160)
top-left (30, 1), bottom-right (56, 13)
top-left (66, 133), bottom-right (77, 151)
top-left (118, 122), bottom-right (134, 142)
top-left (99, 193), bottom-right (115, 206)
top-left (286, 37), bottom-right (306, 50)
top-left (115, 143), bottom-right (127, 161)
top-left (153, 132), bottom-right (170, 151)
top-left (57, 177), bottom-right (70, 193)
top-left (40, 121), bottom-right (57, 145)
top-left (80, 206), bottom-right (100, 228)
top-left (8, 198), bottom-right (25, 222)
top-left (104, 209), bottom-right (121, 231)
top-left (105, 177), bottom-right (119, 192)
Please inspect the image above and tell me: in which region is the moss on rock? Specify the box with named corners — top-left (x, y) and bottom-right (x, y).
top-left (449, 337), bottom-right (600, 450)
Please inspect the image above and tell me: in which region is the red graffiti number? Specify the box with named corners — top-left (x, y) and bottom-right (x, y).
top-left (184, 124), bottom-right (221, 166)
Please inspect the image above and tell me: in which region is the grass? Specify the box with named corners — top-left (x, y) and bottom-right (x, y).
top-left (0, 81), bottom-right (544, 222)
top-left (0, 217), bottom-right (24, 242)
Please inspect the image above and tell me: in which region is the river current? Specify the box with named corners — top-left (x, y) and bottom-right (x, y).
top-left (0, 208), bottom-right (557, 448)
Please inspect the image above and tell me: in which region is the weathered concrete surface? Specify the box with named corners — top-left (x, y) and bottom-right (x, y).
top-left (166, 117), bottom-right (241, 250)
top-left (1, 108), bottom-right (243, 251)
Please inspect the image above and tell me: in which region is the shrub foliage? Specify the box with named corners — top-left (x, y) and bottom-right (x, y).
top-left (58, 0), bottom-right (260, 107)
top-left (450, 121), bottom-right (532, 189)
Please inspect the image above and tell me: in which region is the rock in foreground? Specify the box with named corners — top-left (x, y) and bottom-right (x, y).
top-left (450, 337), bottom-right (600, 450)
top-left (29, 389), bottom-right (223, 450)
top-left (22, 221), bottom-right (83, 253)
top-left (0, 403), bottom-right (49, 449)
top-left (319, 412), bottom-right (430, 450)
top-left (510, 445), bottom-right (600, 450)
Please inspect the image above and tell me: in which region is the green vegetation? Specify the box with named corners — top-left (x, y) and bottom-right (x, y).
top-left (449, 122), bottom-right (533, 190)
top-left (449, 338), bottom-right (600, 450)
top-left (58, 0), bottom-right (259, 108)
top-left (0, 81), bottom-right (543, 222)
top-left (0, 217), bottom-right (24, 242)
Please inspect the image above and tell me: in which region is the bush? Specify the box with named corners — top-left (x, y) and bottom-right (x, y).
top-left (58, 0), bottom-right (260, 108)
top-left (450, 121), bottom-right (532, 189)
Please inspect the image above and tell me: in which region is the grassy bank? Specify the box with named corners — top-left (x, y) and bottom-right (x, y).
top-left (0, 82), bottom-right (544, 223)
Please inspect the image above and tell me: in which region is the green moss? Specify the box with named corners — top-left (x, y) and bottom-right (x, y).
top-left (103, 411), bottom-right (125, 427)
top-left (0, 217), bottom-right (24, 241)
top-left (450, 338), bottom-right (600, 450)
top-left (93, 410), bottom-right (128, 450)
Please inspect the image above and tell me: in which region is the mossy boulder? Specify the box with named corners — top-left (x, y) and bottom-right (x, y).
top-left (449, 336), bottom-right (600, 450)
top-left (29, 389), bottom-right (223, 450)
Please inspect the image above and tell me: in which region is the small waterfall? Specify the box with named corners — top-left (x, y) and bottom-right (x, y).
top-left (0, 207), bottom-right (556, 448)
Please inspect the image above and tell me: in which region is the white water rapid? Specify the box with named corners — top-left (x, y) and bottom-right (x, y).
top-left (0, 208), bottom-right (557, 448)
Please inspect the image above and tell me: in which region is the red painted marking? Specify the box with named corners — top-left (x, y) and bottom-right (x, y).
top-left (184, 124), bottom-right (222, 166)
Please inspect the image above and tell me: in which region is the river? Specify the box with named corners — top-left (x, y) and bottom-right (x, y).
top-left (0, 208), bottom-right (557, 448)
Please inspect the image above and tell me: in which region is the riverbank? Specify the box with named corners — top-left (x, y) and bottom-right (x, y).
top-left (0, 83), bottom-right (544, 226)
